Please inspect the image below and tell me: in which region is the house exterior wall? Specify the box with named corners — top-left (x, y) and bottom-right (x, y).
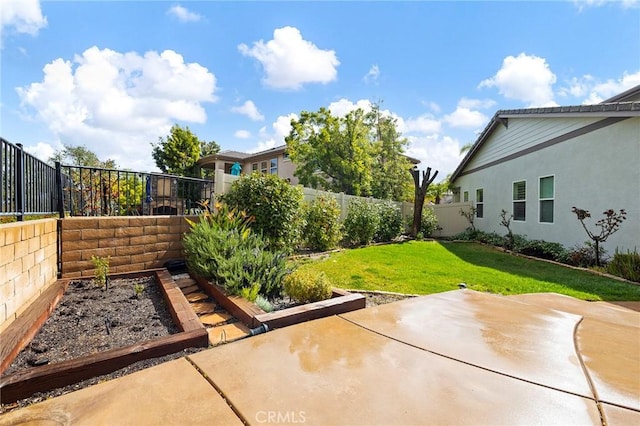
top-left (0, 219), bottom-right (58, 333)
top-left (454, 117), bottom-right (639, 253)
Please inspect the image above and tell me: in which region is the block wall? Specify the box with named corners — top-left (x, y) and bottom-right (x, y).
top-left (60, 216), bottom-right (193, 278)
top-left (0, 219), bottom-right (58, 333)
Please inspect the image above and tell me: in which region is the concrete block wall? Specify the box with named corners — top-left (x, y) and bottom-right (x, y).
top-left (60, 216), bottom-right (194, 278)
top-left (0, 219), bottom-right (58, 333)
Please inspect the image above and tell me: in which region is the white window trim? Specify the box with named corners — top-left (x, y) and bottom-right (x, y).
top-left (463, 191), bottom-right (469, 203)
top-left (512, 179), bottom-right (527, 222)
top-left (475, 188), bottom-right (484, 219)
top-left (538, 174), bottom-right (555, 224)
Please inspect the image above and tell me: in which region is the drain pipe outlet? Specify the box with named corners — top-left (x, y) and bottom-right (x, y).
top-left (250, 324), bottom-right (269, 336)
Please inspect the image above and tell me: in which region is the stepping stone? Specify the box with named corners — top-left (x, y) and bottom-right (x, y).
top-left (181, 285), bottom-right (200, 295)
top-left (199, 312), bottom-right (233, 326)
top-left (186, 292), bottom-right (208, 303)
top-left (191, 302), bottom-right (217, 315)
top-left (207, 322), bottom-right (250, 346)
top-left (175, 277), bottom-right (197, 289)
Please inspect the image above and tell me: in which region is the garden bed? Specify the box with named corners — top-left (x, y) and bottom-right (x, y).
top-left (193, 276), bottom-right (366, 330)
top-left (0, 269), bottom-right (208, 404)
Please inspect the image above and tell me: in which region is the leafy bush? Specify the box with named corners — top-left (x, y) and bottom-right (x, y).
top-left (375, 201), bottom-right (404, 242)
top-left (222, 172), bottom-right (304, 252)
top-left (91, 255), bottom-right (110, 289)
top-left (421, 207), bottom-right (440, 237)
top-left (343, 199), bottom-right (380, 246)
top-left (567, 242), bottom-right (607, 268)
top-left (183, 202), bottom-right (289, 299)
top-left (302, 195), bottom-right (343, 251)
top-left (518, 240), bottom-right (569, 263)
top-left (606, 248), bottom-right (640, 282)
top-left (283, 270), bottom-right (333, 304)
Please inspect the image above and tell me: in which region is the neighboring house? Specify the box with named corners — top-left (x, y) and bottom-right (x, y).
top-left (198, 145), bottom-right (300, 184)
top-left (450, 85), bottom-right (640, 253)
top-left (198, 144), bottom-right (421, 187)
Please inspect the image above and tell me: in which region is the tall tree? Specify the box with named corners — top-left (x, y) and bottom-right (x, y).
top-left (49, 144), bottom-right (116, 168)
top-left (411, 167), bottom-right (439, 237)
top-left (151, 124), bottom-right (219, 177)
top-left (286, 107), bottom-right (374, 196)
top-left (368, 104), bottom-right (413, 201)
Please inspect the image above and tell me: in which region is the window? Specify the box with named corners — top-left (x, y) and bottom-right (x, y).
top-left (252, 163), bottom-right (258, 172)
top-left (463, 191), bottom-right (469, 203)
top-left (476, 188), bottom-right (484, 218)
top-left (260, 161), bottom-right (268, 174)
top-left (283, 150), bottom-right (290, 161)
top-left (539, 176), bottom-right (554, 223)
top-left (513, 180), bottom-right (526, 221)
top-left (270, 158), bottom-right (278, 175)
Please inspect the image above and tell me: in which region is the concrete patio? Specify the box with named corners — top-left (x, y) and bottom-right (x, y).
top-left (1, 290), bottom-right (638, 425)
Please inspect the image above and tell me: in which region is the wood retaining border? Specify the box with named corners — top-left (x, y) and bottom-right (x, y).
top-left (0, 269), bottom-right (208, 404)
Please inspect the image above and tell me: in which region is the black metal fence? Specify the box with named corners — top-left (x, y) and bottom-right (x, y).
top-left (1, 137), bottom-right (214, 220)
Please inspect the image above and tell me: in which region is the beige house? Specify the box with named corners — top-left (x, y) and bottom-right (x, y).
top-left (198, 145), bottom-right (421, 187)
top-left (198, 145), bottom-right (300, 184)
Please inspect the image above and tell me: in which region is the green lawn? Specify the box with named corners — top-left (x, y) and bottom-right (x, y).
top-left (294, 241), bottom-right (640, 301)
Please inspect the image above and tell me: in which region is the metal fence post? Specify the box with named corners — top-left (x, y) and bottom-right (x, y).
top-left (16, 143), bottom-right (25, 221)
top-left (55, 161), bottom-right (65, 218)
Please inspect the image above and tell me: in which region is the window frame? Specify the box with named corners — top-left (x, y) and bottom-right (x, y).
top-left (251, 163), bottom-right (258, 172)
top-left (475, 188), bottom-right (484, 219)
top-left (538, 175), bottom-right (555, 224)
top-left (463, 191), bottom-right (469, 203)
top-left (512, 180), bottom-right (526, 222)
top-left (260, 161), bottom-right (268, 174)
top-left (270, 158), bottom-right (278, 175)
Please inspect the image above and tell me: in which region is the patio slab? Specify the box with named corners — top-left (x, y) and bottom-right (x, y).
top-left (340, 290), bottom-right (594, 398)
top-left (189, 315), bottom-right (601, 425)
top-left (0, 358), bottom-right (242, 426)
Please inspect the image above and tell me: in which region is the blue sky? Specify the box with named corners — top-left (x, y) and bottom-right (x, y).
top-left (2, 0), bottom-right (639, 179)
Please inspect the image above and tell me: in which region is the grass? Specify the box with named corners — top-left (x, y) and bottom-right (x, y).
top-left (294, 241), bottom-right (640, 301)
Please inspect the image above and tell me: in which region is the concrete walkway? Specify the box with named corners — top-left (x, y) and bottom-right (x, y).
top-left (1, 290), bottom-right (638, 425)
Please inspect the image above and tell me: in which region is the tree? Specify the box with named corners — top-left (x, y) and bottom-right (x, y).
top-left (286, 108), bottom-right (373, 196)
top-left (410, 167), bottom-right (438, 237)
top-left (369, 104), bottom-right (414, 201)
top-left (151, 124), bottom-right (219, 177)
top-left (426, 175), bottom-right (451, 204)
top-left (571, 207), bottom-right (627, 267)
top-left (49, 144), bottom-right (116, 168)
top-left (286, 104), bottom-right (412, 201)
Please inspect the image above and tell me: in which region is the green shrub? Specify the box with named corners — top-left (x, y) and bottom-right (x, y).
top-left (302, 195), bottom-right (343, 251)
top-left (91, 255), bottom-right (110, 289)
top-left (518, 240), bottom-right (569, 263)
top-left (375, 201), bottom-right (404, 242)
top-left (283, 270), bottom-right (333, 304)
top-left (421, 207), bottom-right (440, 237)
top-left (183, 202), bottom-right (289, 299)
top-left (606, 248), bottom-right (640, 282)
top-left (343, 199), bottom-right (380, 246)
top-left (222, 172), bottom-right (304, 252)
top-left (567, 242), bottom-right (607, 268)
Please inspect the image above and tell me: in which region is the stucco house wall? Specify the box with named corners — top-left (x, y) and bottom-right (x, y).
top-left (451, 87), bottom-right (640, 254)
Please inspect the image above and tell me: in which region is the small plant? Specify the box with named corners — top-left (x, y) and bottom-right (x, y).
top-left (415, 232), bottom-right (424, 241)
top-left (283, 270), bottom-right (333, 304)
top-left (240, 283), bottom-right (261, 303)
top-left (421, 207), bottom-right (440, 237)
top-left (606, 248), bottom-right (640, 282)
top-left (459, 206), bottom-right (477, 231)
top-left (499, 209), bottom-right (514, 249)
top-left (91, 255), bottom-right (110, 290)
top-left (375, 201), bottom-right (404, 242)
top-left (571, 207), bottom-right (627, 266)
top-left (133, 283), bottom-right (145, 298)
top-left (255, 295), bottom-right (274, 312)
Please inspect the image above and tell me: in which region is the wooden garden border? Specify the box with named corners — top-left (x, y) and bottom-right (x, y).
top-left (0, 269), bottom-right (208, 404)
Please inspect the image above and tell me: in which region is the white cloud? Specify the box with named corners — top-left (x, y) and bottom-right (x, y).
top-left (328, 98), bottom-right (373, 117)
top-left (363, 64), bottom-right (380, 84)
top-left (573, 0), bottom-right (639, 10)
top-left (231, 100), bottom-right (264, 121)
top-left (238, 26), bottom-right (339, 90)
top-left (16, 46), bottom-right (217, 171)
top-left (251, 113), bottom-right (298, 152)
top-left (401, 114), bottom-right (442, 134)
top-left (479, 53), bottom-right (557, 107)
top-left (234, 130), bottom-right (251, 139)
top-left (1, 0), bottom-right (47, 37)
top-left (405, 134), bottom-right (463, 177)
top-left (166, 4), bottom-right (202, 23)
top-left (24, 141), bottom-right (60, 163)
top-left (442, 98), bottom-right (493, 129)
top-left (575, 71), bottom-right (640, 104)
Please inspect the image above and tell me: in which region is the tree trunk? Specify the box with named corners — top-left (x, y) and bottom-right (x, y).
top-left (411, 167), bottom-right (438, 237)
